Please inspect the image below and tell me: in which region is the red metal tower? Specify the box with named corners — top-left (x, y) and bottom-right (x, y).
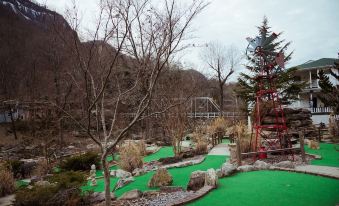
top-left (246, 33), bottom-right (292, 158)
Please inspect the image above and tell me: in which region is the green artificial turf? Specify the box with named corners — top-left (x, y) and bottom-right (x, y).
top-left (143, 146), bottom-right (175, 163)
top-left (94, 146), bottom-right (174, 178)
top-left (305, 143), bottom-right (339, 167)
top-left (82, 155), bottom-right (227, 197)
top-left (16, 179), bottom-right (30, 188)
top-left (189, 170), bottom-right (339, 206)
top-left (222, 138), bottom-right (230, 144)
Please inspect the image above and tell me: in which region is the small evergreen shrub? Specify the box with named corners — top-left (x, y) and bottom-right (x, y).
top-left (5, 160), bottom-right (23, 178)
top-left (60, 152), bottom-right (100, 171)
top-left (15, 171), bottom-right (89, 206)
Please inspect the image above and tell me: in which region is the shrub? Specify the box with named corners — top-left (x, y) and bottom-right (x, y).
top-left (15, 185), bottom-right (57, 206)
top-left (15, 171), bottom-right (89, 206)
top-left (60, 152), bottom-right (100, 171)
top-left (136, 140), bottom-right (147, 156)
top-left (234, 122), bottom-right (251, 153)
top-left (208, 117), bottom-right (228, 134)
top-left (159, 156), bottom-right (182, 164)
top-left (5, 160), bottom-right (23, 178)
top-left (0, 168), bottom-right (16, 197)
top-left (192, 132), bottom-right (208, 155)
top-left (33, 159), bottom-right (51, 177)
top-left (195, 141), bottom-right (208, 155)
top-left (119, 143), bottom-right (143, 172)
top-left (48, 171), bottom-right (86, 189)
top-left (148, 168), bottom-right (173, 188)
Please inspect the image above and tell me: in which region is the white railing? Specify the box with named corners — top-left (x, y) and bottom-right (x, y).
top-left (310, 107), bottom-right (333, 113)
top-left (309, 79), bottom-right (318, 88)
top-left (122, 112), bottom-right (245, 119)
top-left (187, 112), bottom-right (244, 118)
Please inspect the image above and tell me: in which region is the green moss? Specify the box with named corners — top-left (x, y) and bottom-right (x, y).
top-left (189, 170), bottom-right (339, 206)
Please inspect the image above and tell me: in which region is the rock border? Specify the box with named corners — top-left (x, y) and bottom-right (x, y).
top-left (269, 166), bottom-right (339, 180)
top-left (169, 186), bottom-right (214, 206)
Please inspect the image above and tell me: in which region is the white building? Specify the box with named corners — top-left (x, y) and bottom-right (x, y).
top-left (290, 58), bottom-right (338, 125)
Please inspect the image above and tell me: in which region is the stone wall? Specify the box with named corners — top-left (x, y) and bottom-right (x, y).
top-left (262, 108), bottom-right (317, 138)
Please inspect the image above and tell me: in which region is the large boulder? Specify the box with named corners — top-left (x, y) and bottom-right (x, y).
top-left (119, 189), bottom-right (142, 200)
top-left (115, 177), bottom-right (134, 190)
top-left (90, 192), bottom-right (115, 204)
top-left (237, 165), bottom-right (256, 172)
top-left (221, 162), bottom-right (237, 177)
top-left (253, 160), bottom-right (270, 170)
top-left (132, 168), bottom-right (145, 176)
top-left (187, 170), bottom-right (206, 191)
top-left (148, 168), bottom-right (173, 188)
top-left (274, 161), bottom-right (295, 169)
top-left (204, 168), bottom-right (218, 188)
top-left (35, 180), bottom-right (51, 187)
top-left (112, 169), bottom-right (132, 178)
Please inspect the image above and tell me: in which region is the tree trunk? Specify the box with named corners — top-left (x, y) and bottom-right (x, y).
top-left (8, 106), bottom-right (18, 140)
top-left (58, 117), bottom-right (64, 148)
top-left (219, 83), bottom-right (224, 117)
top-left (102, 157), bottom-right (111, 206)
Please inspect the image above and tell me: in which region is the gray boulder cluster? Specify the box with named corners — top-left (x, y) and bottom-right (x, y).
top-left (263, 108), bottom-right (317, 138)
top-left (187, 168), bottom-right (218, 191)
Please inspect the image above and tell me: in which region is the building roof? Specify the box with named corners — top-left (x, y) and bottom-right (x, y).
top-left (296, 58), bottom-right (336, 69)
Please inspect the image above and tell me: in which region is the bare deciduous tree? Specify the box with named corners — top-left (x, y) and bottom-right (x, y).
top-left (61, 0), bottom-right (207, 205)
top-left (202, 43), bottom-right (241, 116)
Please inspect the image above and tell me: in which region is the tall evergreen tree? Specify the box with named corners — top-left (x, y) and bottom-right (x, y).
top-left (236, 17), bottom-right (305, 112)
top-left (318, 58), bottom-right (339, 114)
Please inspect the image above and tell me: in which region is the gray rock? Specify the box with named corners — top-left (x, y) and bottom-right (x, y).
top-left (132, 168), bottom-right (145, 176)
top-left (160, 186), bottom-right (183, 192)
top-left (119, 189), bottom-right (142, 200)
top-left (114, 169), bottom-right (132, 178)
top-left (216, 169), bottom-right (223, 178)
top-left (221, 162), bottom-right (237, 177)
top-left (35, 180), bottom-right (50, 187)
top-left (90, 192), bottom-right (115, 204)
top-left (115, 176), bottom-right (135, 190)
top-left (274, 161), bottom-right (295, 169)
top-left (253, 160), bottom-right (270, 170)
top-left (204, 168), bottom-right (218, 188)
top-left (187, 170), bottom-right (206, 191)
top-left (237, 165), bottom-right (256, 172)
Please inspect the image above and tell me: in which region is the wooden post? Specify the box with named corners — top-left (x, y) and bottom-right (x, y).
top-left (318, 127), bottom-right (321, 142)
top-left (299, 131), bottom-right (306, 163)
top-left (236, 137), bottom-right (242, 166)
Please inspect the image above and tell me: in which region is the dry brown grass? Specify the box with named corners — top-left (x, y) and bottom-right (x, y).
top-left (118, 142), bottom-right (143, 173)
top-left (148, 168), bottom-right (173, 188)
top-left (208, 117), bottom-right (228, 134)
top-left (0, 167), bottom-right (16, 197)
top-left (192, 132), bottom-right (208, 155)
top-left (234, 121), bottom-right (252, 153)
top-left (33, 159), bottom-right (51, 177)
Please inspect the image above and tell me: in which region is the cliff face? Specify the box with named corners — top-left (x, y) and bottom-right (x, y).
top-left (0, 0), bottom-right (76, 100)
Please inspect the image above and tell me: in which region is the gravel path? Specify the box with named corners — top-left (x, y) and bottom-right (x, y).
top-left (0, 194), bottom-right (15, 206)
top-left (294, 165), bottom-right (339, 179)
top-left (208, 143), bottom-right (230, 156)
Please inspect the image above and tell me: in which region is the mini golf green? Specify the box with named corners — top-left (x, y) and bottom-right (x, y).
top-left (305, 143), bottom-right (339, 167)
top-left (143, 146), bottom-right (175, 163)
top-left (82, 155), bottom-right (227, 197)
top-left (94, 146), bottom-right (175, 178)
top-left (189, 170), bottom-right (339, 206)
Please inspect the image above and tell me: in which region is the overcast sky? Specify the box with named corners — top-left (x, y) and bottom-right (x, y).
top-left (37, 0), bottom-right (339, 81)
